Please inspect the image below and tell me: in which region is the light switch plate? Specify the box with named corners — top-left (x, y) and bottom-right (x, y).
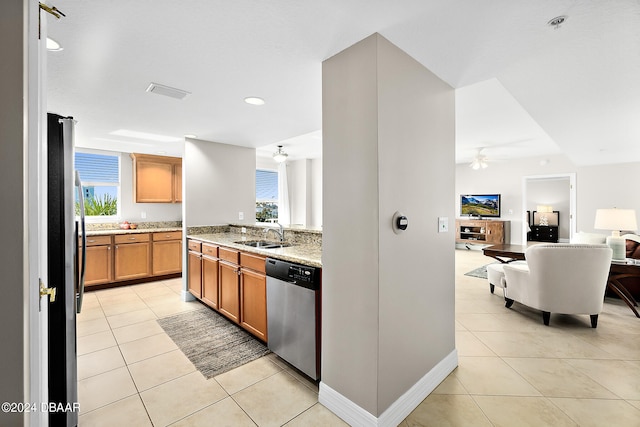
top-left (438, 217), bottom-right (448, 233)
top-left (239, 211), bottom-right (244, 220)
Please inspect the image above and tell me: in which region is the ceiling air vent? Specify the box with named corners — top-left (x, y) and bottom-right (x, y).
top-left (145, 82), bottom-right (191, 100)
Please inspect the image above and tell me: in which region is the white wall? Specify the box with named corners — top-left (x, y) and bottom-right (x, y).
top-left (288, 159), bottom-right (311, 226)
top-left (0, 0), bottom-right (33, 425)
top-left (184, 139), bottom-right (257, 226)
top-left (311, 158), bottom-right (323, 227)
top-left (322, 33), bottom-right (455, 420)
top-left (456, 155), bottom-right (640, 243)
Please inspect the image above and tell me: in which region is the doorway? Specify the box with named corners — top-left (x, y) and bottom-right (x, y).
top-left (522, 173), bottom-right (576, 243)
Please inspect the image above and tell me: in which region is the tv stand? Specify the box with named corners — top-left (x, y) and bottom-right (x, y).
top-left (456, 219), bottom-right (510, 245)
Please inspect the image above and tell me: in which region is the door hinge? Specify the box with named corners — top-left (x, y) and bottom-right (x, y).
top-left (40, 279), bottom-right (57, 305)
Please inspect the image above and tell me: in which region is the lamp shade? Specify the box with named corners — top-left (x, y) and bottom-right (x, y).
top-left (594, 208), bottom-right (638, 232)
top-left (537, 205), bottom-right (553, 213)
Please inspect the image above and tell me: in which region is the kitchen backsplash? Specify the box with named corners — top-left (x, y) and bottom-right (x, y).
top-left (229, 224), bottom-right (322, 246)
top-left (86, 221), bottom-right (182, 231)
top-left (186, 224), bottom-right (322, 246)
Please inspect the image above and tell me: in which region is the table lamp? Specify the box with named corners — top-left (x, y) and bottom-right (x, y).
top-left (594, 208), bottom-right (638, 261)
top-left (536, 205), bottom-right (553, 226)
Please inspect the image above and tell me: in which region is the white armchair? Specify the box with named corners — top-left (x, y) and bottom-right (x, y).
top-left (502, 244), bottom-right (612, 327)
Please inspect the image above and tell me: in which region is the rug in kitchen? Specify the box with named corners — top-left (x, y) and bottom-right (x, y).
top-left (157, 307), bottom-right (270, 379)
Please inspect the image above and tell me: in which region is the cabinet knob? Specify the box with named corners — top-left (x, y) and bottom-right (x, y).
top-left (129, 237), bottom-right (136, 240)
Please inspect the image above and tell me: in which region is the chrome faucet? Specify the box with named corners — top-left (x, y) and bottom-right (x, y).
top-left (264, 223), bottom-right (285, 242)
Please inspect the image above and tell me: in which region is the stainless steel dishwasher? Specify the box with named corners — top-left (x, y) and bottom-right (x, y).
top-left (266, 258), bottom-right (321, 380)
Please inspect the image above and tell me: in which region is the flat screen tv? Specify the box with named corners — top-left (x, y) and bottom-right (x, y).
top-left (461, 194), bottom-right (501, 218)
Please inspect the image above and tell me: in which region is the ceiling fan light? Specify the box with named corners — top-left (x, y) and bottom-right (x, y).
top-left (273, 145), bottom-right (288, 163)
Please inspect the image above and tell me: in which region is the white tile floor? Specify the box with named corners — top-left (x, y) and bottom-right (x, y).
top-left (77, 249), bottom-right (640, 426)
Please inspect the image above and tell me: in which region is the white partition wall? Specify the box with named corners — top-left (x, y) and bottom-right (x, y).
top-left (321, 33), bottom-right (457, 426)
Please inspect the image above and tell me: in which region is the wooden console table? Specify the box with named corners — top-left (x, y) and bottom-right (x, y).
top-left (482, 244), bottom-right (640, 318)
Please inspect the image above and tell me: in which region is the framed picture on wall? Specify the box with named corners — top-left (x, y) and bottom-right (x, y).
top-left (533, 211), bottom-right (559, 226)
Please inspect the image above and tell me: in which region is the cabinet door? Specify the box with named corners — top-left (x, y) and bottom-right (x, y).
top-left (174, 163), bottom-right (182, 203)
top-left (187, 250), bottom-right (202, 298)
top-left (219, 261), bottom-right (240, 323)
top-left (83, 245), bottom-right (113, 286)
top-left (201, 255), bottom-right (219, 309)
top-left (240, 268), bottom-right (267, 341)
top-left (114, 242), bottom-right (151, 281)
top-left (152, 240), bottom-right (182, 275)
top-left (135, 160), bottom-right (174, 202)
top-left (486, 222), bottom-right (504, 244)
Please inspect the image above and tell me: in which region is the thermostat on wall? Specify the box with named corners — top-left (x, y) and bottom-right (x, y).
top-left (392, 211), bottom-right (408, 234)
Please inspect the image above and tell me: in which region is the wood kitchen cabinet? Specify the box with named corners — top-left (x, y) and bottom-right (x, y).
top-left (219, 247), bottom-right (241, 323)
top-left (187, 240), bottom-right (202, 298)
top-left (130, 153), bottom-right (182, 203)
top-left (201, 243), bottom-right (219, 309)
top-left (114, 233), bottom-right (151, 281)
top-left (174, 163), bottom-right (182, 203)
top-left (240, 252), bottom-right (267, 341)
top-left (82, 235), bottom-right (113, 286)
top-left (184, 240), bottom-right (269, 341)
top-left (152, 231), bottom-right (183, 275)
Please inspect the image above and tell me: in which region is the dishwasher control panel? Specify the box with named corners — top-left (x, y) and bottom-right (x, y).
top-left (288, 265), bottom-right (314, 283)
top-left (266, 258), bottom-right (320, 290)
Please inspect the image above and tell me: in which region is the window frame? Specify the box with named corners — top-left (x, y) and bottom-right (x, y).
top-left (75, 149), bottom-right (122, 221)
top-left (255, 168), bottom-right (279, 223)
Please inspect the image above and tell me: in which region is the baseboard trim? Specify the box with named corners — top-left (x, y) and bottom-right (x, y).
top-left (318, 349), bottom-right (458, 426)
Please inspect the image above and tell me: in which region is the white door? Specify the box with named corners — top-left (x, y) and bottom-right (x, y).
top-left (27, 3), bottom-right (50, 425)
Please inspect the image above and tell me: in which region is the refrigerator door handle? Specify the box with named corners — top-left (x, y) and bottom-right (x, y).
top-left (75, 170), bottom-right (86, 313)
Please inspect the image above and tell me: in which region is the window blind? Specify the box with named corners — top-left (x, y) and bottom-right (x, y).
top-left (75, 152), bottom-right (119, 183)
top-left (256, 169), bottom-right (278, 201)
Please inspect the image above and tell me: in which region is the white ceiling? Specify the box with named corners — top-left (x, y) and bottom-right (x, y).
top-left (46, 0), bottom-right (640, 165)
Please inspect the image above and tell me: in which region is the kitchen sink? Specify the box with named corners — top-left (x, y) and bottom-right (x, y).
top-left (234, 240), bottom-right (292, 249)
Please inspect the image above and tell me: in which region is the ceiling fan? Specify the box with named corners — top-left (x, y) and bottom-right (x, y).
top-left (469, 148), bottom-right (489, 170)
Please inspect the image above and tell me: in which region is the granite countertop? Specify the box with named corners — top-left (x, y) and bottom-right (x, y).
top-left (188, 232), bottom-right (322, 268)
top-left (85, 227), bottom-right (182, 236)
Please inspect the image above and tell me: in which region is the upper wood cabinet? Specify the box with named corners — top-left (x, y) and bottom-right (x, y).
top-left (130, 153), bottom-right (182, 203)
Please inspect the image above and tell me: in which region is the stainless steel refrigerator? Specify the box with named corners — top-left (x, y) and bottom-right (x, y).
top-left (47, 112), bottom-right (86, 427)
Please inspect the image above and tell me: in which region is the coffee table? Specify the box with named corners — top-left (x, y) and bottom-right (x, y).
top-left (482, 244), bottom-right (640, 318)
top-left (482, 244), bottom-right (527, 263)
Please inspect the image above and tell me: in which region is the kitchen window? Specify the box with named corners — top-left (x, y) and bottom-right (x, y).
top-left (256, 169), bottom-right (278, 222)
top-left (75, 151), bottom-right (121, 218)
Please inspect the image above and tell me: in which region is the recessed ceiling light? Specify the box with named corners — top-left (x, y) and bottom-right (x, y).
top-left (110, 129), bottom-right (181, 143)
top-left (46, 37), bottom-right (63, 51)
top-left (244, 97), bottom-right (265, 106)
top-left (184, 134), bottom-right (197, 139)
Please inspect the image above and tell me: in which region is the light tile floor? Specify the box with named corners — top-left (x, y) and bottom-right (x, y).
top-left (77, 249), bottom-right (640, 426)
